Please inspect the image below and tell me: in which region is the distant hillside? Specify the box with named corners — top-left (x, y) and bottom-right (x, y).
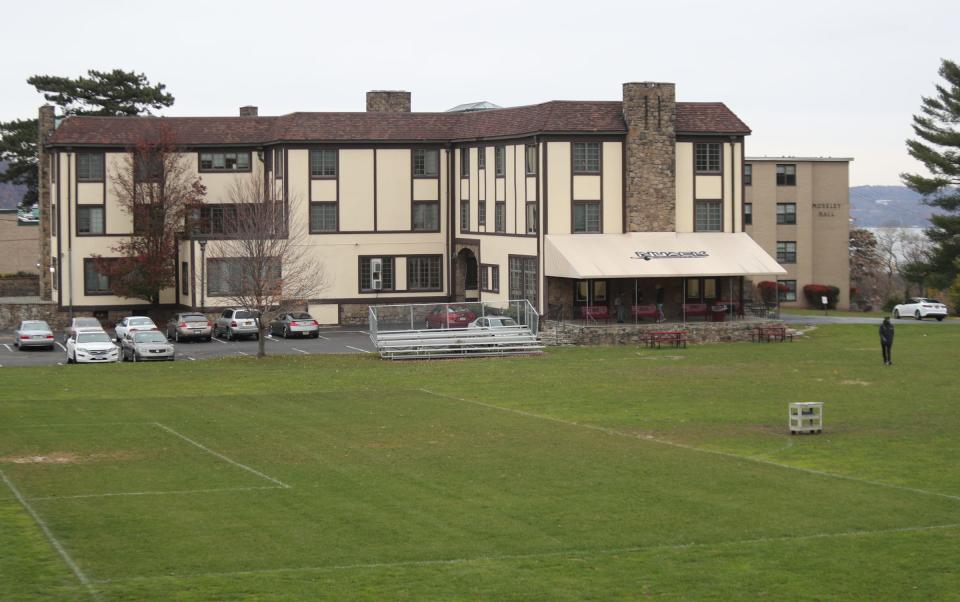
top-left (850, 185), bottom-right (939, 228)
top-left (0, 161), bottom-right (27, 210)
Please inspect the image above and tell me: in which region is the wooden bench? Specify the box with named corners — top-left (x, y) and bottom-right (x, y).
top-left (683, 303), bottom-right (709, 321)
top-left (631, 304), bottom-right (658, 321)
top-left (580, 305), bottom-right (610, 323)
top-left (752, 325), bottom-right (793, 343)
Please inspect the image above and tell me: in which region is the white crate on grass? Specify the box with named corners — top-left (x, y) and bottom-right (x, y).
top-left (789, 402), bottom-right (823, 434)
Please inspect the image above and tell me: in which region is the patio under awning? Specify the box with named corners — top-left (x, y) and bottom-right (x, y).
top-left (544, 232), bottom-right (786, 279)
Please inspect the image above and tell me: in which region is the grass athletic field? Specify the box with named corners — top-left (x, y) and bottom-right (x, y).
top-left (2, 324), bottom-right (958, 600)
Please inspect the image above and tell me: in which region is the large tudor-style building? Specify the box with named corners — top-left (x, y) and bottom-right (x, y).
top-left (38, 82), bottom-right (784, 324)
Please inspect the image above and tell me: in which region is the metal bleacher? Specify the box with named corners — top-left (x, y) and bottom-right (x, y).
top-left (369, 301), bottom-right (543, 360)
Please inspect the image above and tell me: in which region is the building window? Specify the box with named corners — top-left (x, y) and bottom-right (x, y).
top-left (694, 143), bottom-right (722, 173)
top-left (776, 164), bottom-right (796, 186)
top-left (776, 203), bottom-right (797, 225)
top-left (526, 202), bottom-right (538, 235)
top-left (495, 146), bottom-right (505, 177)
top-left (477, 147), bottom-right (486, 170)
top-left (412, 201), bottom-right (440, 231)
top-left (51, 155), bottom-right (57, 184)
top-left (135, 154), bottom-right (163, 182)
top-left (575, 279), bottom-right (607, 304)
top-left (478, 200), bottom-right (486, 226)
top-left (51, 258), bottom-right (57, 290)
top-left (572, 142), bottom-right (601, 174)
top-left (309, 202), bottom-right (338, 233)
top-left (83, 259), bottom-right (111, 295)
top-left (694, 200), bottom-right (722, 232)
top-left (508, 255), bottom-right (538, 306)
top-left (685, 278), bottom-right (701, 300)
top-left (494, 202), bottom-right (505, 232)
top-left (460, 149), bottom-right (470, 178)
top-left (274, 148), bottom-right (283, 179)
top-left (779, 280), bottom-right (797, 302)
top-left (744, 164), bottom-right (752, 186)
top-left (310, 149), bottom-right (337, 178)
top-left (181, 261), bottom-right (189, 295)
top-left (460, 200), bottom-right (470, 232)
top-left (359, 256), bottom-right (395, 292)
top-left (407, 256), bottom-right (442, 291)
top-left (525, 145), bottom-right (537, 175)
top-left (777, 241), bottom-right (797, 264)
top-left (480, 264), bottom-right (500, 292)
top-left (77, 206), bottom-right (105, 235)
top-left (51, 204), bottom-right (57, 236)
top-left (743, 203), bottom-right (752, 226)
top-left (77, 153), bottom-right (105, 181)
top-left (413, 149), bottom-right (439, 177)
top-left (573, 201), bottom-right (601, 233)
top-left (207, 257), bottom-right (281, 296)
top-left (199, 151), bottom-right (251, 172)
top-left (191, 204), bottom-right (236, 236)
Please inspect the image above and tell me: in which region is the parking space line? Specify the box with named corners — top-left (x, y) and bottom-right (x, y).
top-left (211, 337), bottom-right (227, 344)
top-left (345, 345), bottom-right (371, 354)
top-left (291, 348), bottom-right (309, 355)
top-left (236, 351), bottom-right (249, 356)
top-left (186, 356), bottom-right (196, 361)
top-left (56, 342), bottom-right (66, 351)
top-left (2, 344), bottom-right (11, 352)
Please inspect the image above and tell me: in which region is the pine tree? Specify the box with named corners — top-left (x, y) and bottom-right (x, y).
top-left (900, 58), bottom-right (960, 289)
top-left (0, 119), bottom-right (39, 209)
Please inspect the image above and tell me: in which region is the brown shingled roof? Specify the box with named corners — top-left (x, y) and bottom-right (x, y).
top-left (46, 100), bottom-right (749, 147)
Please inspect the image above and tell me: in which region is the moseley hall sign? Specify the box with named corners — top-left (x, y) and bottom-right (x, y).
top-left (633, 250), bottom-right (709, 261)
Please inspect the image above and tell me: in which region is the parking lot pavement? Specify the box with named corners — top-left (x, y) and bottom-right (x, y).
top-left (0, 328), bottom-right (376, 367)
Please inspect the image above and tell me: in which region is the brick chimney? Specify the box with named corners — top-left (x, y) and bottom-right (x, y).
top-left (622, 82), bottom-right (676, 232)
top-left (239, 105), bottom-right (258, 117)
top-left (37, 105), bottom-right (56, 300)
top-left (366, 90), bottom-right (411, 113)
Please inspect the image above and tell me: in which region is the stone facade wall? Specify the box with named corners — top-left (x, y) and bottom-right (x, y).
top-left (366, 91), bottom-right (411, 113)
top-left (340, 303), bottom-right (371, 326)
top-left (0, 275), bottom-right (40, 297)
top-left (540, 319), bottom-right (790, 346)
top-left (622, 82), bottom-right (676, 232)
top-left (37, 105), bottom-right (55, 300)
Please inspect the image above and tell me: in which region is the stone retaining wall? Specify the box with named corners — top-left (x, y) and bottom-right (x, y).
top-left (0, 275), bottom-right (40, 297)
top-left (540, 319), bottom-right (790, 346)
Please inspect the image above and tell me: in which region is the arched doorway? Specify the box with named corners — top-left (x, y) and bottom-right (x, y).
top-left (454, 247), bottom-right (479, 302)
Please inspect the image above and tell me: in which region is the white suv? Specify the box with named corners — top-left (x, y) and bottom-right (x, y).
top-left (66, 328), bottom-right (120, 364)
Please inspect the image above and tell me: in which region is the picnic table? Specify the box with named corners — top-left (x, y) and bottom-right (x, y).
top-left (644, 330), bottom-right (688, 349)
top-left (753, 325), bottom-right (792, 342)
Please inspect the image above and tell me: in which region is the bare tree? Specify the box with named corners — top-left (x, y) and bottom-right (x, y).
top-left (204, 167), bottom-right (325, 358)
top-left (874, 227), bottom-right (901, 300)
top-left (95, 124), bottom-right (206, 309)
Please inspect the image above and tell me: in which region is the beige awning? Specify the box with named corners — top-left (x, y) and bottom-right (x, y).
top-left (544, 232), bottom-right (787, 279)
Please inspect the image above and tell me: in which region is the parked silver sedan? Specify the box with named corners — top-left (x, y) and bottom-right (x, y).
top-left (269, 312), bottom-right (320, 338)
top-left (14, 320), bottom-right (56, 350)
top-left (166, 312), bottom-right (213, 342)
top-left (63, 317), bottom-right (104, 342)
top-left (121, 330), bottom-right (175, 362)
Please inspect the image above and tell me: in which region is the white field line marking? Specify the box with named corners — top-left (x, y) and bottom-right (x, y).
top-left (153, 423), bottom-right (290, 489)
top-left (93, 521), bottom-right (960, 585)
top-left (27, 485), bottom-right (284, 502)
top-left (345, 345), bottom-right (371, 353)
top-left (3, 343), bottom-right (12, 351)
top-left (291, 347), bottom-right (309, 354)
top-left (56, 342), bottom-right (67, 351)
top-left (211, 337), bottom-right (227, 344)
top-left (419, 388), bottom-right (960, 503)
top-left (0, 422), bottom-right (154, 429)
top-left (0, 469), bottom-right (102, 600)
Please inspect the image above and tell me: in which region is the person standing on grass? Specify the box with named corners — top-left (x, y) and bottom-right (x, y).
top-left (655, 285), bottom-right (665, 323)
top-left (879, 316), bottom-right (894, 366)
top-left (614, 293), bottom-right (626, 323)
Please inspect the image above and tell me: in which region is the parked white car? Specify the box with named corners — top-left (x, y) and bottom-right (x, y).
top-left (114, 316), bottom-right (159, 341)
top-left (468, 316), bottom-right (519, 329)
top-left (66, 329), bottom-right (120, 364)
top-left (892, 298), bottom-right (948, 321)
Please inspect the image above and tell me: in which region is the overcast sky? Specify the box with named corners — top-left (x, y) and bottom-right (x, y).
top-left (3, 0), bottom-right (957, 185)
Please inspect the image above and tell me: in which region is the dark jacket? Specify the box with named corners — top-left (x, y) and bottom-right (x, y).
top-left (879, 322), bottom-right (894, 345)
top-left (656, 288), bottom-right (665, 304)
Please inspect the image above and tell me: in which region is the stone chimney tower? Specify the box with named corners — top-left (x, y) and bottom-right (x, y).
top-left (37, 105), bottom-right (55, 300)
top-left (622, 82), bottom-right (676, 232)
top-left (366, 90), bottom-right (411, 113)
top-left (239, 105), bottom-right (258, 117)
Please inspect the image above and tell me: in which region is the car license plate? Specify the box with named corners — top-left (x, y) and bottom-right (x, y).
top-left (192, 329), bottom-right (202, 333)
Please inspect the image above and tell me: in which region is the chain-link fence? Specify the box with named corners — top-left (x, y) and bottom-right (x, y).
top-left (369, 299), bottom-right (539, 336)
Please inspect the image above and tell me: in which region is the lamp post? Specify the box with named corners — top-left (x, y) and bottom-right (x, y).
top-left (198, 239), bottom-right (208, 313)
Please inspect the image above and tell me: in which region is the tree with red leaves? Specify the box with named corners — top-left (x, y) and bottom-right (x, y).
top-left (94, 125), bottom-right (205, 307)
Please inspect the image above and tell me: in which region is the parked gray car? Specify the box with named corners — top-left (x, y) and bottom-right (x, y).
top-left (121, 330), bottom-right (175, 362)
top-left (63, 317), bottom-right (104, 342)
top-left (166, 312), bottom-right (213, 342)
top-left (269, 312), bottom-right (320, 338)
top-left (213, 308), bottom-right (260, 341)
top-left (14, 320), bottom-right (56, 350)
